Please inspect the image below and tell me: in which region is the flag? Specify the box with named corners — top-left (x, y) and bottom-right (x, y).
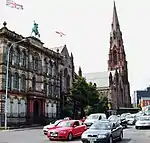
top-left (55, 31), bottom-right (66, 37)
top-left (6, 0), bottom-right (23, 10)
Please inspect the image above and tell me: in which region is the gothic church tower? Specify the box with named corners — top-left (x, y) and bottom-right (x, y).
top-left (108, 2), bottom-right (131, 109)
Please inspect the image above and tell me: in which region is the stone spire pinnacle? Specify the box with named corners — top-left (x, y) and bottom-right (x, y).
top-left (112, 1), bottom-right (120, 31)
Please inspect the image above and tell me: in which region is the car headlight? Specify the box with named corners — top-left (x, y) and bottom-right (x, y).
top-left (98, 134), bottom-right (106, 138)
top-left (59, 130), bottom-right (67, 134)
top-left (81, 133), bottom-right (87, 138)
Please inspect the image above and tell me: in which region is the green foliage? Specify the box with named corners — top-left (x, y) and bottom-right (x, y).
top-left (69, 74), bottom-right (108, 117)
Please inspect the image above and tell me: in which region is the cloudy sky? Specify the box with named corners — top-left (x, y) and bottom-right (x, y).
top-left (0, 0), bottom-right (150, 95)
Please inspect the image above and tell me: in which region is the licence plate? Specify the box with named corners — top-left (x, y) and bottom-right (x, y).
top-left (88, 138), bottom-right (96, 143)
top-left (51, 133), bottom-right (57, 137)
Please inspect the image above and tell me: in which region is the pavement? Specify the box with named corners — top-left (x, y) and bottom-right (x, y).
top-left (0, 126), bottom-right (150, 143)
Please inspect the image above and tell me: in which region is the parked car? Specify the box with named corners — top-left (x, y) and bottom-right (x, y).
top-left (135, 116), bottom-right (150, 129)
top-left (43, 119), bottom-right (66, 135)
top-left (47, 120), bottom-right (87, 141)
top-left (126, 114), bottom-right (136, 125)
top-left (81, 120), bottom-right (123, 143)
top-left (84, 113), bottom-right (106, 128)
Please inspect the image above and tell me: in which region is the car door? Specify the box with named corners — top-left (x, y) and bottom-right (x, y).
top-left (72, 121), bottom-right (81, 137)
top-left (111, 123), bottom-right (118, 139)
top-left (115, 122), bottom-right (122, 137)
top-left (79, 121), bottom-right (86, 134)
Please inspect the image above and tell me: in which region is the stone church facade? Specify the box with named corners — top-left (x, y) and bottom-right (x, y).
top-left (0, 22), bottom-right (74, 126)
top-left (108, 2), bottom-right (131, 110)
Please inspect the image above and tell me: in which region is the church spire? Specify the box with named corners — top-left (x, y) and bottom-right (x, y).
top-left (112, 1), bottom-right (120, 31)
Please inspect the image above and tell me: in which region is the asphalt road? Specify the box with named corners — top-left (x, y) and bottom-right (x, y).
top-left (0, 126), bottom-right (150, 143)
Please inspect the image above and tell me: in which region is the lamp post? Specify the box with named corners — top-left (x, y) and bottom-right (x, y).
top-left (4, 39), bottom-right (27, 130)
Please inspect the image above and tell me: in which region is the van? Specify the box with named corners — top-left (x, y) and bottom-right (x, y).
top-left (84, 113), bottom-right (106, 128)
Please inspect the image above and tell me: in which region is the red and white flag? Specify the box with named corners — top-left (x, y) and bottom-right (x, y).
top-left (6, 0), bottom-right (23, 10)
top-left (55, 31), bottom-right (66, 37)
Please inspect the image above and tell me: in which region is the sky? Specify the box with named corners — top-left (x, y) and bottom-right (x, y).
top-left (0, 0), bottom-right (150, 96)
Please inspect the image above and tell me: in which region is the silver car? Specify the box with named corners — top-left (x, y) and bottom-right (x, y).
top-left (135, 116), bottom-right (150, 129)
top-left (81, 120), bottom-right (123, 143)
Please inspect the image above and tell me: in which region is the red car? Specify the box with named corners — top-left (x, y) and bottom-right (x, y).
top-left (47, 120), bottom-right (87, 141)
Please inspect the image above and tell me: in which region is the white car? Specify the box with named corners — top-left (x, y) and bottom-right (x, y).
top-left (43, 120), bottom-right (63, 135)
top-left (84, 113), bottom-right (106, 128)
top-left (135, 116), bottom-right (150, 129)
top-left (126, 114), bottom-right (136, 125)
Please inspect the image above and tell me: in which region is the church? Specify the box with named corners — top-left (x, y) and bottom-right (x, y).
top-left (84, 2), bottom-right (131, 110)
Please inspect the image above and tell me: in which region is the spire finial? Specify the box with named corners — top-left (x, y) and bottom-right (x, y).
top-left (112, 1), bottom-right (120, 31)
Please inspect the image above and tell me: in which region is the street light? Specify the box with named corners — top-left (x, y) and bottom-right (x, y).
top-left (4, 38), bottom-right (27, 130)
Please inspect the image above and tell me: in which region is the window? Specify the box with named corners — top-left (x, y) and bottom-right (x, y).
top-left (48, 81), bottom-right (52, 96)
top-left (35, 57), bottom-right (38, 71)
top-left (113, 50), bottom-right (117, 65)
top-left (3, 70), bottom-right (11, 89)
top-left (44, 58), bottom-right (48, 73)
top-left (44, 79), bottom-right (47, 93)
top-left (53, 80), bottom-right (56, 96)
top-left (21, 51), bottom-right (26, 67)
top-left (32, 76), bottom-right (36, 90)
top-left (14, 48), bottom-right (19, 65)
top-left (13, 72), bottom-right (19, 89)
top-left (21, 74), bottom-right (26, 91)
top-left (48, 61), bottom-right (52, 75)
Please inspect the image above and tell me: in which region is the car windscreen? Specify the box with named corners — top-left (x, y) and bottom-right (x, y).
top-left (87, 114), bottom-right (99, 120)
top-left (57, 121), bottom-right (72, 127)
top-left (54, 120), bottom-right (62, 125)
top-left (90, 121), bottom-right (112, 130)
top-left (139, 116), bottom-right (150, 121)
top-left (126, 115), bottom-right (134, 118)
top-left (108, 116), bottom-right (118, 121)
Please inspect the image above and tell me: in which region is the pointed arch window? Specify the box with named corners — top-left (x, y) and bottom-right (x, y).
top-left (13, 72), bottom-right (19, 89)
top-left (32, 76), bottom-right (36, 91)
top-left (113, 50), bottom-right (117, 65)
top-left (20, 74), bottom-right (26, 91)
top-left (14, 48), bottom-right (20, 66)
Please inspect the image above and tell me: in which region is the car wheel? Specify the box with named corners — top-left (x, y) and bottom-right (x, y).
top-left (68, 132), bottom-right (73, 141)
top-left (109, 136), bottom-right (113, 143)
top-left (135, 126), bottom-right (139, 129)
top-left (118, 132), bottom-right (123, 141)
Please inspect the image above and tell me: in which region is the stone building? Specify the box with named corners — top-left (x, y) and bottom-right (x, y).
top-left (0, 22), bottom-right (74, 125)
top-left (84, 2), bottom-right (131, 110)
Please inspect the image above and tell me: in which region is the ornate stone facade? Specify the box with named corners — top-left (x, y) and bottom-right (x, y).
top-left (0, 22), bottom-right (74, 125)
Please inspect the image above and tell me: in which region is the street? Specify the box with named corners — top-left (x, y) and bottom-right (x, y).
top-left (0, 126), bottom-right (150, 143)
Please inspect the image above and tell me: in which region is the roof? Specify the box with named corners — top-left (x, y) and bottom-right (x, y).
top-left (51, 46), bottom-right (64, 53)
top-left (83, 71), bottom-right (109, 88)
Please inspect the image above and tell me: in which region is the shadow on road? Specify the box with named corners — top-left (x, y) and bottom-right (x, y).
top-left (118, 138), bottom-right (131, 143)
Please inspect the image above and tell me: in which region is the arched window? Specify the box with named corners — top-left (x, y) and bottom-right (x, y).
top-left (64, 68), bottom-right (68, 90)
top-left (48, 60), bottom-right (52, 75)
top-left (48, 80), bottom-right (52, 96)
top-left (21, 50), bottom-right (26, 67)
top-left (32, 76), bottom-right (36, 91)
top-left (21, 74), bottom-right (26, 91)
top-left (67, 75), bottom-right (70, 89)
top-left (113, 50), bottom-right (117, 65)
top-left (52, 62), bottom-right (57, 77)
top-left (35, 57), bottom-right (38, 71)
top-left (53, 80), bottom-right (56, 97)
top-left (44, 79), bottom-right (47, 94)
top-left (13, 72), bottom-right (19, 89)
top-left (8, 71), bottom-right (11, 89)
top-left (44, 58), bottom-right (48, 73)
top-left (14, 48), bottom-right (20, 66)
